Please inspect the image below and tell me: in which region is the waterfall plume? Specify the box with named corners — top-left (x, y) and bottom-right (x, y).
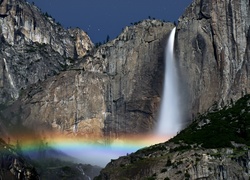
top-left (156, 27), bottom-right (182, 136)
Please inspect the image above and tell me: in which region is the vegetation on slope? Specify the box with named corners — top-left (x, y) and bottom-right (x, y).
top-left (171, 94), bottom-right (250, 148)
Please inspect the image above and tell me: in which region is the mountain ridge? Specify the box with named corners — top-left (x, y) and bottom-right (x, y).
top-left (0, 0), bottom-right (93, 103)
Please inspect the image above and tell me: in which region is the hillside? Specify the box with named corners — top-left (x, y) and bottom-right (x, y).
top-left (96, 95), bottom-right (250, 180)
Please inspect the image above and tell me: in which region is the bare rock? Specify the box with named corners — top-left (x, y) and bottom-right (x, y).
top-left (0, 0), bottom-right (93, 58)
top-left (176, 0), bottom-right (250, 118)
top-left (0, 0), bottom-right (93, 103)
top-left (2, 20), bottom-right (174, 137)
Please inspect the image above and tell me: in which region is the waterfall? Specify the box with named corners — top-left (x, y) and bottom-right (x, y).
top-left (3, 58), bottom-right (19, 99)
top-left (156, 27), bottom-right (181, 136)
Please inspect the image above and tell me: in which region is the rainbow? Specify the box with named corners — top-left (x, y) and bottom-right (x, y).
top-left (5, 133), bottom-right (172, 167)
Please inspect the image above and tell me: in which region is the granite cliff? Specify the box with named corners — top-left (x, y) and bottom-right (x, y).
top-left (0, 0), bottom-right (249, 179)
top-left (176, 0), bottom-right (250, 118)
top-left (1, 19), bottom-right (174, 137)
top-left (95, 0), bottom-right (250, 179)
top-left (1, 0), bottom-right (249, 140)
top-left (0, 0), bottom-right (93, 103)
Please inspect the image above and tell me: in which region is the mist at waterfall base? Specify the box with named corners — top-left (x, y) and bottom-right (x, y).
top-left (47, 135), bottom-right (169, 167)
top-left (19, 134), bottom-right (170, 167)
top-left (155, 27), bottom-right (182, 137)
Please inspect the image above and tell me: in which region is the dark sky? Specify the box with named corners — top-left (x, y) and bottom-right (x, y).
top-left (27, 0), bottom-right (193, 43)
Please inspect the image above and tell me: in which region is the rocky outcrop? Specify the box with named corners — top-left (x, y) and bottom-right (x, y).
top-left (0, 0), bottom-right (93, 58)
top-left (0, 138), bottom-right (39, 180)
top-left (96, 144), bottom-right (250, 180)
top-left (0, 19), bottom-right (174, 137)
top-left (0, 0), bottom-right (93, 103)
top-left (0, 40), bottom-right (66, 103)
top-left (176, 0), bottom-right (250, 117)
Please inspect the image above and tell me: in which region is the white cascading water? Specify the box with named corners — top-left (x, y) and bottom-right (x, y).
top-left (3, 58), bottom-right (19, 99)
top-left (156, 27), bottom-right (181, 136)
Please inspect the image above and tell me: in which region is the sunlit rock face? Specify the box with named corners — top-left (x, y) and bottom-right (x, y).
top-left (0, 0), bottom-right (93, 103)
top-left (176, 0), bottom-right (250, 118)
top-left (2, 20), bottom-right (174, 136)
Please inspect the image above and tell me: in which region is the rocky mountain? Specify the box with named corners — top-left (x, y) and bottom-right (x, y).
top-left (0, 0), bottom-right (250, 178)
top-left (0, 0), bottom-right (93, 103)
top-left (96, 94), bottom-right (250, 180)
top-left (0, 0), bottom-right (249, 142)
top-left (176, 0), bottom-right (250, 118)
top-left (1, 19), bottom-right (175, 137)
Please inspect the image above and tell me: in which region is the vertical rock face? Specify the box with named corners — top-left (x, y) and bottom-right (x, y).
top-left (15, 70), bottom-right (108, 138)
top-left (0, 41), bottom-right (66, 103)
top-left (85, 20), bottom-right (174, 135)
top-left (176, 0), bottom-right (250, 117)
top-left (2, 20), bottom-right (174, 136)
top-left (0, 0), bottom-right (93, 103)
top-left (3, 0), bottom-right (249, 140)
